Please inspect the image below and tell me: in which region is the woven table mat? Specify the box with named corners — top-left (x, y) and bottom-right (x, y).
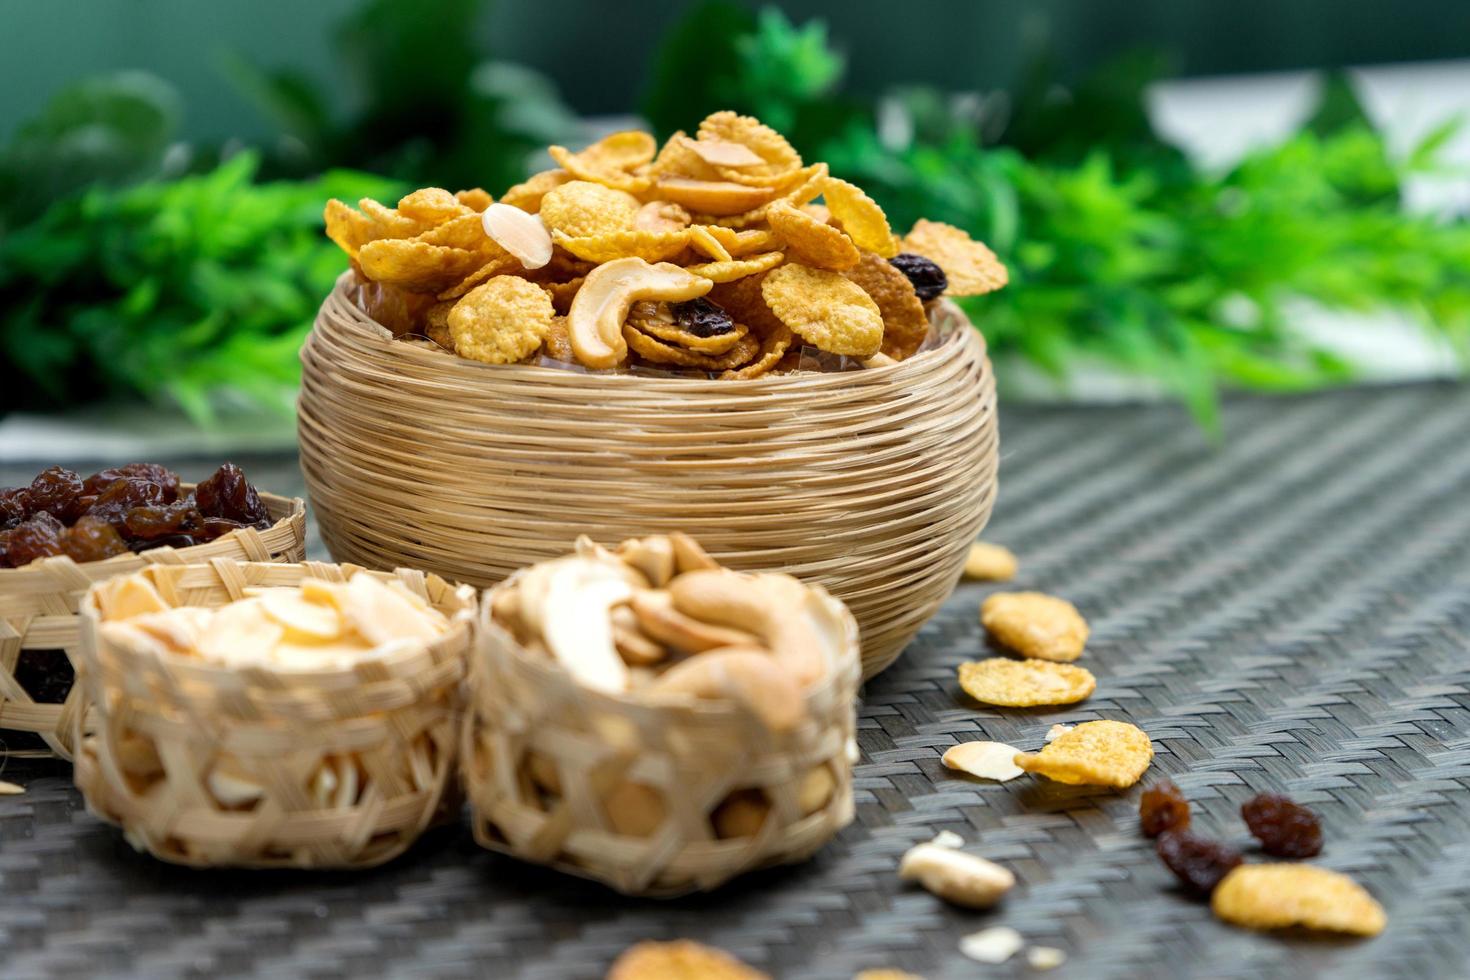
top-left (3, 382), bottom-right (1469, 980)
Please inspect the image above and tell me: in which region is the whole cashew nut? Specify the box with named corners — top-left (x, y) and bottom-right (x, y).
top-left (629, 589), bottom-right (758, 654)
top-left (567, 258), bottom-right (712, 369)
top-left (667, 570), bottom-right (834, 687)
top-left (646, 646), bottom-right (805, 732)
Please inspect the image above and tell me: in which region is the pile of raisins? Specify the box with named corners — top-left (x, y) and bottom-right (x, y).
top-left (0, 462), bottom-right (272, 569)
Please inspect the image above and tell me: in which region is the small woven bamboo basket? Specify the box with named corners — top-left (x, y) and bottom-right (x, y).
top-left (462, 577), bottom-right (862, 896)
top-left (0, 491), bottom-right (304, 759)
top-left (300, 274), bottom-right (998, 678)
top-left (72, 558), bottom-right (475, 870)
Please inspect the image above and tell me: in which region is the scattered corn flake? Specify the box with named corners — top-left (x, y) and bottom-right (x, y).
top-left (543, 316), bottom-right (575, 362)
top-left (537, 180), bottom-right (641, 239)
top-left (323, 199), bottom-right (379, 257)
top-left (843, 251), bottom-right (929, 359)
top-left (762, 263), bottom-right (884, 356)
top-left (767, 201), bottom-right (860, 270)
top-left (1044, 723), bottom-right (1074, 743)
top-left (553, 229), bottom-right (691, 264)
top-left (549, 130), bottom-right (656, 194)
top-left (358, 239), bottom-right (484, 292)
top-left (606, 939), bottom-right (770, 980)
top-left (1212, 864), bottom-right (1386, 936)
top-left (448, 276), bottom-right (556, 365)
top-left (630, 302), bottom-right (749, 354)
top-left (963, 541), bottom-right (1018, 582)
top-left (624, 322), bottom-right (761, 370)
top-left (821, 177), bottom-right (897, 257)
top-left (901, 219), bottom-right (1008, 296)
top-left (697, 110), bottom-right (803, 175)
top-left (930, 830), bottom-right (965, 849)
top-left (981, 591), bottom-right (1089, 662)
top-left (414, 211), bottom-right (493, 251)
top-left (480, 203), bottom-right (552, 270)
top-left (358, 197), bottom-right (428, 238)
top-left (436, 254), bottom-right (527, 301)
top-left (543, 276), bottom-right (585, 316)
top-left (657, 177), bottom-right (777, 216)
top-left (708, 273), bottom-right (786, 335)
top-left (957, 658), bottom-right (1095, 708)
top-left (0, 780), bottom-right (24, 795)
top-left (397, 187), bottom-right (470, 225)
top-left (705, 225), bottom-right (780, 256)
top-left (719, 325), bottom-right (794, 380)
top-left (687, 137), bottom-right (766, 169)
top-left (942, 741), bottom-right (1025, 782)
top-left (687, 224), bottom-right (734, 262)
top-left (958, 927), bottom-right (1024, 965)
top-left (1026, 947), bottom-right (1068, 971)
top-left (633, 200), bottom-right (692, 233)
top-left (686, 250), bottom-right (785, 284)
top-left (499, 168), bottom-right (571, 213)
top-left (1013, 720), bottom-right (1153, 788)
top-left (454, 187), bottom-right (493, 211)
top-left (649, 132), bottom-right (721, 180)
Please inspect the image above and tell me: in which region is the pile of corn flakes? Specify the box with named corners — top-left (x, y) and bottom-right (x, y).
top-left (323, 112), bottom-right (1008, 378)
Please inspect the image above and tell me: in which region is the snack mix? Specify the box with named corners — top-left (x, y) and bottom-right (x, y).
top-left (324, 112), bottom-right (1008, 377)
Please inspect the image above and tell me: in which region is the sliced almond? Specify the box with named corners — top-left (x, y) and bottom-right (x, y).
top-left (97, 575), bottom-right (169, 620)
top-left (341, 573), bottom-right (442, 647)
top-left (195, 599), bottom-right (283, 667)
top-left (942, 741), bottom-right (1025, 782)
top-left (686, 137), bottom-right (767, 168)
top-left (481, 202), bottom-right (553, 270)
top-left (259, 588), bottom-right (344, 641)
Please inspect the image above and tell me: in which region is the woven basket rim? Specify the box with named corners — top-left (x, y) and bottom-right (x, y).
top-left (0, 489), bottom-right (304, 581)
top-left (325, 271), bottom-right (986, 390)
top-left (80, 559), bottom-right (477, 686)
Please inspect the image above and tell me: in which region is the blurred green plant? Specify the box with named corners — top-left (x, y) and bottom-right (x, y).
top-left (0, 152), bottom-right (398, 422)
top-left (646, 4), bottom-right (1470, 432)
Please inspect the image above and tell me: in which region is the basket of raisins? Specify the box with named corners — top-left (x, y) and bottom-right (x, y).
top-left (0, 463), bottom-right (305, 758)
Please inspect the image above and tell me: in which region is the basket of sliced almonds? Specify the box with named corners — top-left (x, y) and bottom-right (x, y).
top-left (462, 534), bottom-right (861, 896)
top-left (72, 559), bottom-right (475, 869)
top-left (300, 111), bottom-right (1000, 678)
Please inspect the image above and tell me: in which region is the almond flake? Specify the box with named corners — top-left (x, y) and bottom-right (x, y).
top-left (942, 741), bottom-right (1024, 782)
top-left (959, 927), bottom-right (1023, 964)
top-left (482, 202), bottom-right (553, 270)
top-left (1044, 724), bottom-right (1073, 743)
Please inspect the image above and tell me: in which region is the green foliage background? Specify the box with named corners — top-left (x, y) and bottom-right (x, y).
top-left (2, 0), bottom-right (1467, 434)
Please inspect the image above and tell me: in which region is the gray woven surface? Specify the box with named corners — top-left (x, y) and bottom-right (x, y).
top-left (3, 382), bottom-right (1469, 980)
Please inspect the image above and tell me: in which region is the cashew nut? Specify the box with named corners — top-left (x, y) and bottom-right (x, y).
top-left (667, 570), bottom-right (832, 687)
top-left (711, 789), bottom-right (771, 838)
top-left (616, 535), bottom-right (676, 587)
top-left (603, 780), bottom-right (667, 837)
top-left (566, 257), bottom-right (712, 369)
top-left (798, 764), bottom-right (836, 815)
top-left (655, 177), bottom-right (777, 216)
top-left (538, 559), bottom-right (638, 693)
top-left (646, 646), bottom-right (805, 732)
top-left (629, 589), bottom-right (758, 654)
top-left (669, 532), bottom-right (720, 573)
top-left (523, 750), bottom-right (562, 797)
top-left (610, 604), bottom-right (667, 666)
top-left (897, 843), bottom-right (1015, 909)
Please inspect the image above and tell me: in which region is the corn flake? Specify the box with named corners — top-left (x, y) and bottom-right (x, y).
top-left (708, 273), bottom-right (786, 336)
top-left (448, 276), bottom-right (555, 365)
top-left (549, 130), bottom-right (656, 194)
top-left (414, 212), bottom-right (493, 252)
top-left (397, 187), bottom-right (470, 225)
top-left (843, 251), bottom-right (929, 359)
top-left (767, 201), bottom-right (860, 270)
top-left (1013, 720), bottom-right (1152, 788)
top-left (649, 132), bottom-right (721, 181)
top-left (720, 325), bottom-right (794, 380)
top-left (956, 657), bottom-right (1096, 708)
top-left (358, 239), bottom-right (485, 292)
top-left (538, 181), bottom-right (640, 239)
top-left (499, 169), bottom-right (571, 213)
top-left (821, 177), bottom-right (897, 257)
top-left (628, 301), bottom-right (749, 354)
top-left (542, 315), bottom-right (575, 362)
top-left (454, 187), bottom-right (493, 211)
top-left (902, 219), bottom-right (1008, 296)
top-left (697, 110), bottom-right (802, 177)
top-left (323, 199), bottom-right (378, 258)
top-left (553, 229), bottom-right (690, 264)
top-left (962, 541), bottom-right (1018, 582)
top-left (1212, 865), bottom-right (1386, 936)
top-left (634, 200), bottom-right (692, 233)
top-left (625, 321), bottom-right (761, 370)
top-left (358, 197), bottom-right (429, 238)
top-left (981, 591), bottom-right (1088, 662)
top-left (686, 250), bottom-right (785, 283)
top-left (704, 225), bottom-right (780, 256)
top-left (605, 940), bottom-right (769, 980)
top-left (436, 253), bottom-right (527, 301)
top-left (657, 177), bottom-right (777, 217)
top-left (761, 263), bottom-right (883, 356)
top-left (542, 276), bottom-right (585, 316)
top-left (687, 225), bottom-right (734, 262)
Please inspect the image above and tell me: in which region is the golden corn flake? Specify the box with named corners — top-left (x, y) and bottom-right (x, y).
top-left (424, 300), bottom-right (453, 349)
top-left (357, 197), bottom-right (429, 238)
top-left (413, 211), bottom-right (492, 252)
top-left (843, 251), bottom-right (929, 359)
top-left (606, 940), bottom-right (770, 980)
top-left (705, 163), bottom-right (830, 228)
top-left (761, 263), bottom-right (884, 356)
top-left (633, 200), bottom-right (692, 233)
top-left (956, 657), bottom-right (1095, 708)
top-left (962, 542), bottom-right (1017, 582)
top-left (358, 238), bottom-right (484, 293)
top-left (981, 591), bottom-right (1088, 662)
top-left (542, 315), bottom-right (575, 361)
top-left (902, 219), bottom-right (1008, 296)
top-left (548, 130), bottom-right (656, 193)
top-left (537, 180), bottom-right (641, 240)
top-left (649, 132), bottom-right (721, 181)
top-left (454, 187), bottom-right (493, 211)
top-left (685, 250), bottom-right (784, 284)
top-left (704, 225), bottom-right (780, 256)
top-left (708, 273), bottom-right (786, 336)
top-left (624, 322), bottom-right (761, 370)
top-left (542, 276), bottom-right (584, 316)
top-left (448, 276), bottom-right (555, 365)
top-left (686, 137), bottom-right (766, 169)
top-left (697, 110), bottom-right (802, 177)
top-left (436, 253), bottom-right (526, 301)
top-left (323, 199), bottom-right (379, 258)
top-left (397, 187), bottom-right (470, 225)
top-left (499, 168), bottom-right (570, 213)
top-left (1013, 720), bottom-right (1152, 788)
top-left (552, 229), bottom-right (690, 264)
top-left (1212, 865), bottom-right (1386, 937)
top-left (629, 301), bottom-right (749, 354)
top-left (767, 201), bottom-right (860, 270)
top-left (687, 225), bottom-right (733, 262)
top-left (657, 177), bottom-right (777, 217)
top-left (821, 177), bottom-right (897, 257)
top-left (720, 325), bottom-right (794, 380)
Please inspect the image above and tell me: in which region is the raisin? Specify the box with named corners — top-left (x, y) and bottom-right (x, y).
top-left (199, 516), bottom-right (246, 541)
top-left (1139, 780), bottom-right (1192, 838)
top-left (1156, 831), bottom-right (1242, 897)
top-left (61, 516), bottom-right (130, 563)
top-left (1, 487), bottom-right (30, 529)
top-left (86, 477), bottom-right (168, 529)
top-left (889, 253), bottom-right (948, 301)
top-left (133, 533), bottom-right (202, 551)
top-left (1241, 793), bottom-right (1323, 858)
top-left (27, 466), bottom-right (86, 523)
top-left (195, 463), bottom-right (269, 528)
top-left (123, 499), bottom-right (204, 541)
top-left (4, 513), bottom-right (65, 567)
top-left (83, 463), bottom-right (180, 502)
top-left (671, 297), bottom-right (735, 338)
top-left (12, 649), bottom-right (75, 704)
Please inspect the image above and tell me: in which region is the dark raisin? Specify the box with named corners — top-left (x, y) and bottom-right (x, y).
top-left (195, 463), bottom-right (269, 528)
top-left (4, 513), bottom-right (66, 567)
top-left (12, 649), bottom-right (75, 704)
top-left (123, 499), bottom-right (204, 541)
top-left (83, 463), bottom-right (180, 501)
top-left (199, 516), bottom-right (246, 541)
top-left (1, 487), bottom-right (30, 529)
top-left (1139, 780), bottom-right (1192, 838)
top-left (27, 466), bottom-right (86, 523)
top-left (671, 297), bottom-right (735, 337)
top-left (86, 477), bottom-right (168, 529)
top-left (1156, 831), bottom-right (1242, 897)
top-left (1241, 793), bottom-right (1323, 858)
top-left (889, 253), bottom-right (948, 301)
top-left (61, 516), bottom-right (130, 563)
top-left (133, 534), bottom-right (202, 551)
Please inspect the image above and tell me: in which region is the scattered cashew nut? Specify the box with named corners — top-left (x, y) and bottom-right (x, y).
top-left (567, 257), bottom-right (712, 369)
top-left (898, 842), bottom-right (1015, 909)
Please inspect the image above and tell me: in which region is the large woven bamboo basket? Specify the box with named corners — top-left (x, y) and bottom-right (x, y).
top-left (72, 558), bottom-right (475, 870)
top-left (0, 491), bottom-right (304, 759)
top-left (300, 274), bottom-right (998, 678)
top-left (462, 577), bottom-right (862, 896)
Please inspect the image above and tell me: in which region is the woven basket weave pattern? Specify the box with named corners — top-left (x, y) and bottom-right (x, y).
top-left (0, 492), bottom-right (305, 759)
top-left (299, 275), bottom-right (998, 678)
top-left (72, 559), bottom-right (475, 869)
top-left (462, 580), bottom-right (862, 896)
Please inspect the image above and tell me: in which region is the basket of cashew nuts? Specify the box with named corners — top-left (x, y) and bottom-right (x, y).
top-left (462, 533), bottom-right (861, 896)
